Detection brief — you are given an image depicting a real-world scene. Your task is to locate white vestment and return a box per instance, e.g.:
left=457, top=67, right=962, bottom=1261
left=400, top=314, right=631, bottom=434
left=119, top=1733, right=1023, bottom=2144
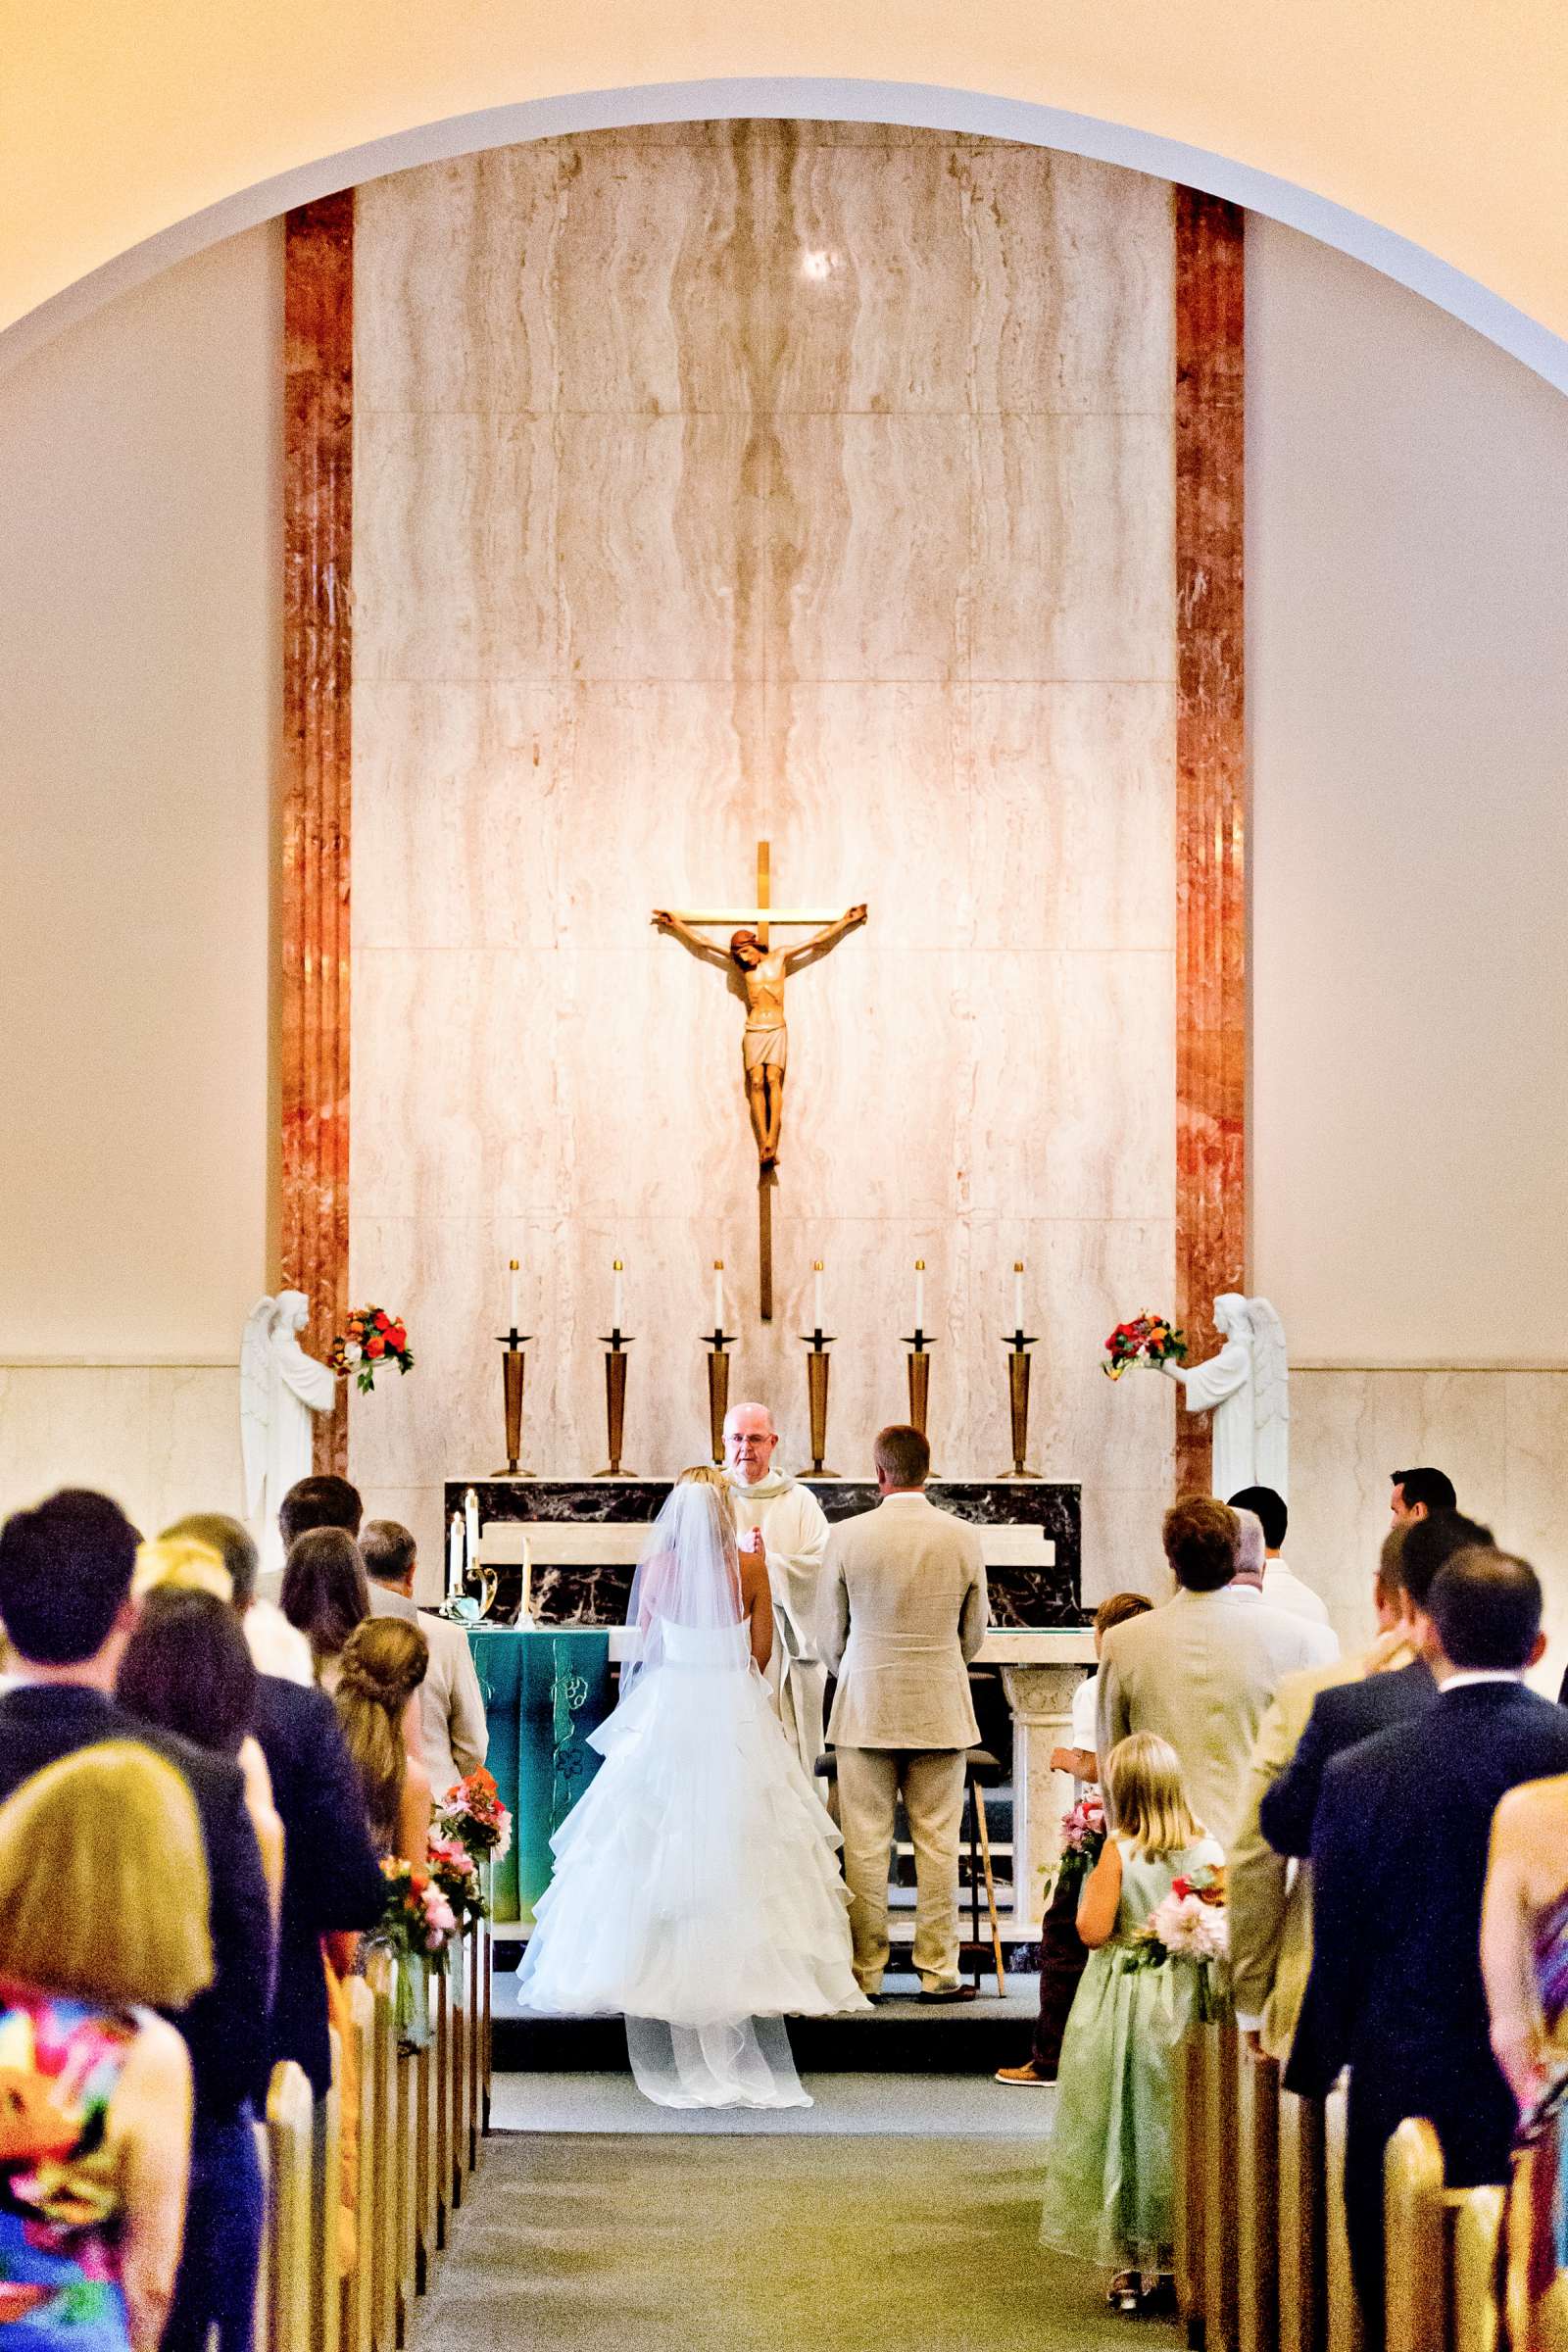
left=724, top=1466, right=830, bottom=1776
left=240, top=1292, right=337, bottom=1579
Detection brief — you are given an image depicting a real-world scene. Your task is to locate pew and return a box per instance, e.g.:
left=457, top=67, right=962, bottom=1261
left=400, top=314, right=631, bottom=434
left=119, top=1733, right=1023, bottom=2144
left=258, top=1918, right=491, bottom=2352
left=1174, top=2023, right=1515, bottom=2352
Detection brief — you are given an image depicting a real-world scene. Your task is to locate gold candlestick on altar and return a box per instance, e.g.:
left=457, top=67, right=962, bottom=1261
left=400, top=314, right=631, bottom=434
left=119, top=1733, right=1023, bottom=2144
left=596, top=1335, right=635, bottom=1478
left=801, top=1335, right=838, bottom=1478
left=901, top=1334, right=935, bottom=1474
left=704, top=1337, right=734, bottom=1463
left=492, top=1332, right=536, bottom=1477
left=998, top=1334, right=1042, bottom=1480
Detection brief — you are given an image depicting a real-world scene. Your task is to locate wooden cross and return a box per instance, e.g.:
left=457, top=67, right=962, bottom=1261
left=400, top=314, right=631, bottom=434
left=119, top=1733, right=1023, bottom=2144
left=668, top=840, right=847, bottom=948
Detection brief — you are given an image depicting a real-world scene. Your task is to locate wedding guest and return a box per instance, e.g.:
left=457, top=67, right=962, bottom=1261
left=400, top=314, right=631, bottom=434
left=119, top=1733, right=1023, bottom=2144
left=118, top=1577, right=285, bottom=1921
left=0, top=1742, right=213, bottom=2352
left=334, top=1617, right=432, bottom=1865
left=362, top=1520, right=488, bottom=1799
left=149, top=1507, right=386, bottom=2089
left=164, top=1511, right=312, bottom=1686
left=1040, top=1733, right=1224, bottom=2314
left=281, top=1526, right=369, bottom=1690
left=278, top=1474, right=363, bottom=1549
left=1230, top=1524, right=1416, bottom=2063
left=1096, top=1498, right=1324, bottom=1853
left=1288, top=1547, right=1568, bottom=2349
left=1389, top=1464, right=1456, bottom=1524
left=1481, top=1769, right=1568, bottom=2116
left=0, top=1491, right=271, bottom=2352
left=1259, top=1508, right=1493, bottom=1861
left=823, top=1425, right=988, bottom=2001
left=1229, top=1508, right=1339, bottom=1663
left=996, top=1592, right=1152, bottom=2087
left=1227, top=1485, right=1333, bottom=1630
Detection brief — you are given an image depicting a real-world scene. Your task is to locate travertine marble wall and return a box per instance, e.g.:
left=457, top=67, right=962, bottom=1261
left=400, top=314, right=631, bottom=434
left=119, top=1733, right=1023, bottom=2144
left=348, top=122, right=1180, bottom=1589
left=0, top=1365, right=243, bottom=1540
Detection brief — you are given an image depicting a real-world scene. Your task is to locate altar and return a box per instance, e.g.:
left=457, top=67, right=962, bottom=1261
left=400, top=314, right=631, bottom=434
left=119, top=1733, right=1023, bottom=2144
left=454, top=1478, right=1095, bottom=1948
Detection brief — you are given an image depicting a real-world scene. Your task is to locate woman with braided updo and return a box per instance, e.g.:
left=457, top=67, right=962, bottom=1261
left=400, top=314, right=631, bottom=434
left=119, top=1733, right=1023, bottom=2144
left=333, top=1618, right=431, bottom=1866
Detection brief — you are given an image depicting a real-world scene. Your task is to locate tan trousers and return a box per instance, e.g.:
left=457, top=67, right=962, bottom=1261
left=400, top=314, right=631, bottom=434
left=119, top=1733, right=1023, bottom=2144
left=835, top=1746, right=967, bottom=1994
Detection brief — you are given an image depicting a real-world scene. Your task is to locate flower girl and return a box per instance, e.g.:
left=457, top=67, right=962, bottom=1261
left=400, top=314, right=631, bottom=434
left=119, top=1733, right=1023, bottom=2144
left=1040, top=1732, right=1227, bottom=2311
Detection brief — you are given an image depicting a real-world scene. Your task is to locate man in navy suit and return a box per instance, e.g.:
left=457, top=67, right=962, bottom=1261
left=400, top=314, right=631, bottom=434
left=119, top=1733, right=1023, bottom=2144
left=1286, top=1547, right=1568, bottom=2348
left=1259, top=1510, right=1492, bottom=1861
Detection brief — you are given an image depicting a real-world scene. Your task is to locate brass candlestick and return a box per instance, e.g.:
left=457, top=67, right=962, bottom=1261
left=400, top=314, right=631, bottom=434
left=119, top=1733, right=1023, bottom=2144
left=704, top=1331, right=735, bottom=1464
left=492, top=1333, right=536, bottom=1476
left=998, top=1332, right=1042, bottom=1479
left=801, top=1331, right=838, bottom=1477
left=902, top=1329, right=935, bottom=1472
left=596, top=1334, right=635, bottom=1477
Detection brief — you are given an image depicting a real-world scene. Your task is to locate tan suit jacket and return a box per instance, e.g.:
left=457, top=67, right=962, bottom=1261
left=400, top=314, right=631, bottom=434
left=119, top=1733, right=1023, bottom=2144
left=1229, top=1629, right=1413, bottom=2061
left=368, top=1584, right=489, bottom=1800
left=1096, top=1586, right=1328, bottom=1854
left=822, top=1493, right=988, bottom=1751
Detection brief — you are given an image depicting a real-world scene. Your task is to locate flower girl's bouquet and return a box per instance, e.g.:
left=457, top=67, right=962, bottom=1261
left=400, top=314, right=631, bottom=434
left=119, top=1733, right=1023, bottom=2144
left=1054, top=1788, right=1107, bottom=1903
left=1125, top=1862, right=1230, bottom=2018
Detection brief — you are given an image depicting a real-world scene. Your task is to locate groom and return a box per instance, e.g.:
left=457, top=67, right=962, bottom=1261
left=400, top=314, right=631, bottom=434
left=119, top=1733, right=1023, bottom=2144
left=823, top=1425, right=989, bottom=1999
left=722, top=1400, right=831, bottom=1777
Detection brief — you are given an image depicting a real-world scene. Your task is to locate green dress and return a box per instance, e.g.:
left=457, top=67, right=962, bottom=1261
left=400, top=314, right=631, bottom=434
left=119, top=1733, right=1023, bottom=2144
left=1039, top=1833, right=1226, bottom=2273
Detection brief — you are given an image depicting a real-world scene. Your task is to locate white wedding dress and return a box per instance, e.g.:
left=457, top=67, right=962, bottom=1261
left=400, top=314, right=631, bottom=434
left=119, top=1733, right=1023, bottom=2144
left=514, top=1483, right=868, bottom=2107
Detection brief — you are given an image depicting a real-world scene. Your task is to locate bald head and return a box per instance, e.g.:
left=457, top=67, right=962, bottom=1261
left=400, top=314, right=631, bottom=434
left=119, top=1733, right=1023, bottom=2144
left=723, top=1400, right=778, bottom=1485
left=1233, top=1508, right=1267, bottom=1587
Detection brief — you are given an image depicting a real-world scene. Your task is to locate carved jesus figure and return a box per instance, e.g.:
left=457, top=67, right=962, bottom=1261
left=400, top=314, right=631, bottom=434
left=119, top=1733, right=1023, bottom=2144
left=651, top=904, right=867, bottom=1170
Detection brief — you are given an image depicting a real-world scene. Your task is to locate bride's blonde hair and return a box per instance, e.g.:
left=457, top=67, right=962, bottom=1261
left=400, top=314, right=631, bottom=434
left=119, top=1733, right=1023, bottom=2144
left=677, top=1463, right=737, bottom=1536
left=1105, top=1733, right=1203, bottom=1855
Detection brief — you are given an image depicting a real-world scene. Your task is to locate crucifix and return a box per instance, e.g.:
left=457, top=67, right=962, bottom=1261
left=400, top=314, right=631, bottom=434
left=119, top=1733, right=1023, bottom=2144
left=653, top=841, right=867, bottom=1319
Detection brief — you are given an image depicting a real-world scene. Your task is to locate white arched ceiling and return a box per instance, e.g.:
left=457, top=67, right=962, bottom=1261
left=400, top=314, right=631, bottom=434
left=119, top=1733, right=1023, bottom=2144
left=5, top=78, right=1568, bottom=395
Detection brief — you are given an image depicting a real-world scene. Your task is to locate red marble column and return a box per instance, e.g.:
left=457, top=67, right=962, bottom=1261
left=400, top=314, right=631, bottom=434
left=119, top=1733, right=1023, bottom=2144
left=282, top=193, right=353, bottom=1476
left=1174, top=190, right=1247, bottom=1497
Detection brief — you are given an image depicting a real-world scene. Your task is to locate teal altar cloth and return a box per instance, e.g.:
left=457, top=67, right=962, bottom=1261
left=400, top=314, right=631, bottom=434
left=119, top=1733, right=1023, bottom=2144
left=466, top=1627, right=613, bottom=1925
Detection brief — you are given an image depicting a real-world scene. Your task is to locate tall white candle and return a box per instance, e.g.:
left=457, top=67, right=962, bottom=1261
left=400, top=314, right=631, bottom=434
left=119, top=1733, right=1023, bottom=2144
left=1012, top=1261, right=1025, bottom=1334
left=612, top=1259, right=624, bottom=1331
left=448, top=1512, right=463, bottom=1600
left=914, top=1259, right=926, bottom=1331
left=509, top=1257, right=520, bottom=1330
left=520, top=1536, right=533, bottom=1628
left=712, top=1259, right=724, bottom=1333
left=813, top=1260, right=825, bottom=1332
left=464, top=1487, right=479, bottom=1576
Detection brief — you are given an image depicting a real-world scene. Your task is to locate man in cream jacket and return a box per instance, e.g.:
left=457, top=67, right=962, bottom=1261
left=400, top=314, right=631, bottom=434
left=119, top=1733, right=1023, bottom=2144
left=822, top=1425, right=988, bottom=2000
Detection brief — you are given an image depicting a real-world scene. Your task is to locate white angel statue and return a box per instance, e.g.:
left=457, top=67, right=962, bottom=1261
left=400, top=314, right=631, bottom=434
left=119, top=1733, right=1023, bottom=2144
left=1161, top=1293, right=1290, bottom=1500
left=240, top=1291, right=337, bottom=1577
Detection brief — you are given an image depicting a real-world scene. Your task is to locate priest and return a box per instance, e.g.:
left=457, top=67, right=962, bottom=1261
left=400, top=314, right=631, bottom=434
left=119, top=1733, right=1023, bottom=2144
left=722, top=1400, right=830, bottom=1776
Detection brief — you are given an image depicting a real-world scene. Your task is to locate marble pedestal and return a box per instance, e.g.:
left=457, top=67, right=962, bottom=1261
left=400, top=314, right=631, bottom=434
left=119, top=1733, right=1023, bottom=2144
left=1000, top=1656, right=1097, bottom=1929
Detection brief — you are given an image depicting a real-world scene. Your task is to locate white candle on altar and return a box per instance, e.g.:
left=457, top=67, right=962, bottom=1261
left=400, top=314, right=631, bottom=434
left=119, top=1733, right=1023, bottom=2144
left=1012, top=1261, right=1025, bottom=1334
left=508, top=1257, right=520, bottom=1331
left=712, top=1259, right=724, bottom=1332
left=812, top=1260, right=825, bottom=1332
left=447, top=1512, right=463, bottom=1600
left=612, top=1259, right=624, bottom=1331
left=914, top=1259, right=926, bottom=1331
left=464, top=1488, right=479, bottom=1577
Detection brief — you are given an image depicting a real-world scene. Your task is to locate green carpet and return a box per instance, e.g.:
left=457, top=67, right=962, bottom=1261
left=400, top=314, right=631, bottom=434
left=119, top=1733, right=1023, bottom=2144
left=420, top=2132, right=1183, bottom=2352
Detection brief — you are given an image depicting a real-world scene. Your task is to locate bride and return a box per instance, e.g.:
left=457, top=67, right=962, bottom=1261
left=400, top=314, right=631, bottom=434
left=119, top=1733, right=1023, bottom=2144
left=514, top=1463, right=868, bottom=2106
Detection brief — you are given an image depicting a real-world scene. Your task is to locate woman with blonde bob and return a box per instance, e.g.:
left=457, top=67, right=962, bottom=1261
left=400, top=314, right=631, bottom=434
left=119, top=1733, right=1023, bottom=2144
left=333, top=1616, right=432, bottom=1865
left=0, top=1742, right=212, bottom=2352
left=1041, top=1732, right=1225, bottom=2313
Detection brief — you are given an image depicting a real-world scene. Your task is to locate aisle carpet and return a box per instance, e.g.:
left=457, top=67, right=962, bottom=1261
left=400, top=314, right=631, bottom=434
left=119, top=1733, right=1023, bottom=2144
left=420, top=2132, right=1182, bottom=2352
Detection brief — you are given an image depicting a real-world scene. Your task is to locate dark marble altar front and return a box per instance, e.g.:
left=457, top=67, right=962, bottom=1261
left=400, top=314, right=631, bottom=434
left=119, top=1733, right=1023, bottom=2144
left=446, top=1479, right=1083, bottom=1628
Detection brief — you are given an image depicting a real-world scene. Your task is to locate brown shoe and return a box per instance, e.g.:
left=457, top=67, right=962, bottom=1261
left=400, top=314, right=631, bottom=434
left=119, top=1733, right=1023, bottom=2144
left=918, top=1984, right=979, bottom=2004
left=994, top=2062, right=1054, bottom=2086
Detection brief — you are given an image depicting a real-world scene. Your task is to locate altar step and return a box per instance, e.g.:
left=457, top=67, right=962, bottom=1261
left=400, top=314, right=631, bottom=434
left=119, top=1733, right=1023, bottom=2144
left=490, top=1960, right=1037, bottom=2075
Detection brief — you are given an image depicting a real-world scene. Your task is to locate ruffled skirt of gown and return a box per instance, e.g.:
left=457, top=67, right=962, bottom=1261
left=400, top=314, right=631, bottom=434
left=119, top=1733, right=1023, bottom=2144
left=513, top=1621, right=868, bottom=2107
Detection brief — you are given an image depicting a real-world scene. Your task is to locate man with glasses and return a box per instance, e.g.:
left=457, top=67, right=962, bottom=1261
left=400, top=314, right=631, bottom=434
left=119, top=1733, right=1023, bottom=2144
left=722, top=1400, right=831, bottom=1777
